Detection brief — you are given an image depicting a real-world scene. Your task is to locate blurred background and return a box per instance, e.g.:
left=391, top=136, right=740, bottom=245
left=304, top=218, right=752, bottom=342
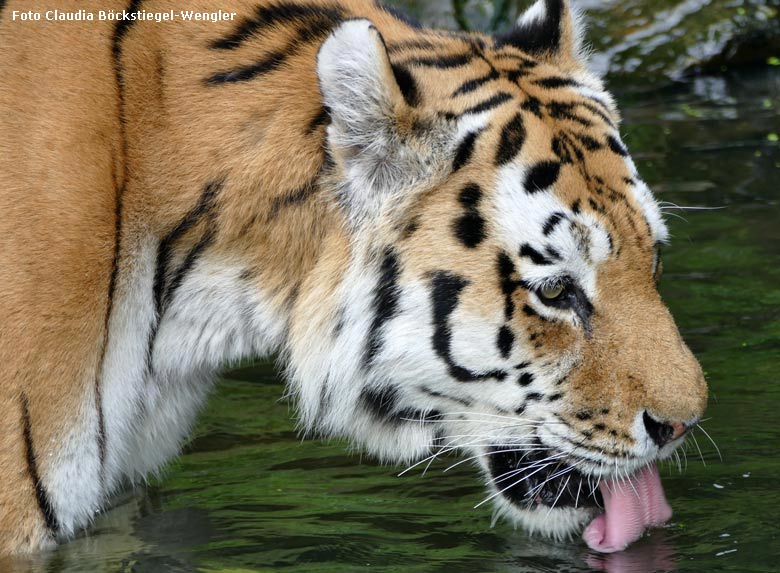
left=391, top=0, right=780, bottom=88
left=6, top=2, right=778, bottom=572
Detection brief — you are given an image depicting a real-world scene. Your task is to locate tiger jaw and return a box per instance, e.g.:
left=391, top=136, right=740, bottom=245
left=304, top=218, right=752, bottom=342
left=483, top=445, right=603, bottom=540
left=476, top=440, right=671, bottom=544
left=484, top=445, right=605, bottom=510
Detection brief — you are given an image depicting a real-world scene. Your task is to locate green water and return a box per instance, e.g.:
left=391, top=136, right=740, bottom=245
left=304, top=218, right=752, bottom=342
left=7, top=16, right=780, bottom=573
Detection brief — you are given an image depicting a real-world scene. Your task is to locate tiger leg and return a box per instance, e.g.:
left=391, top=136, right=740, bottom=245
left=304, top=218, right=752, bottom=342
left=0, top=2, right=124, bottom=552
left=0, top=393, right=55, bottom=553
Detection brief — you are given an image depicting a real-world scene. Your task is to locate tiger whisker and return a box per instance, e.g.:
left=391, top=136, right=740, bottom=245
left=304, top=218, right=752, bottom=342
left=487, top=455, right=566, bottom=487
left=398, top=445, right=462, bottom=476
left=545, top=474, right=572, bottom=516
left=489, top=453, right=568, bottom=484
left=689, top=431, right=707, bottom=467
left=662, top=211, right=689, bottom=223
left=624, top=465, right=640, bottom=499
left=658, top=202, right=725, bottom=212
left=695, top=423, right=723, bottom=462
left=475, top=462, right=557, bottom=508
left=527, top=459, right=582, bottom=502
left=428, top=411, right=543, bottom=422
left=399, top=437, right=543, bottom=477
left=446, top=448, right=563, bottom=474
left=574, top=477, right=582, bottom=508
left=672, top=450, right=682, bottom=474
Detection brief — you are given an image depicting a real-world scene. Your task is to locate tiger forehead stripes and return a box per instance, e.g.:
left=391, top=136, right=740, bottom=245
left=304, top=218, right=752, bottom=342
left=0, top=0, right=707, bottom=555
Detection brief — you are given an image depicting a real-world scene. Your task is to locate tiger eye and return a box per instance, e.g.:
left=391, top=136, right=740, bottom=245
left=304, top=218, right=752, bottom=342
left=540, top=284, right=564, bottom=300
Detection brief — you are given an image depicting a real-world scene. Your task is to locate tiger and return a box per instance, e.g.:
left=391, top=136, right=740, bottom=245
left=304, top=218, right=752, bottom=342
left=0, top=0, right=708, bottom=555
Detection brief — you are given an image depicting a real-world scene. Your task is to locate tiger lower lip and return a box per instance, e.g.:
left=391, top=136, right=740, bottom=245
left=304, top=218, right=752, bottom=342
left=487, top=445, right=604, bottom=509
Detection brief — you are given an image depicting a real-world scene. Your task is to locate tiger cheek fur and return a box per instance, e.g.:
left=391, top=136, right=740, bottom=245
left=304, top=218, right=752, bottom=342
left=0, top=0, right=707, bottom=553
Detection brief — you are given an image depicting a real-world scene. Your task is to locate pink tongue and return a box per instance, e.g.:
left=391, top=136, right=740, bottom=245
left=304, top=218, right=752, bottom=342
left=583, top=464, right=672, bottom=553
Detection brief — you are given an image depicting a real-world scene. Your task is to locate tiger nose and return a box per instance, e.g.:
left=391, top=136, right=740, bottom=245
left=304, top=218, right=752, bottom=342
left=643, top=411, right=689, bottom=448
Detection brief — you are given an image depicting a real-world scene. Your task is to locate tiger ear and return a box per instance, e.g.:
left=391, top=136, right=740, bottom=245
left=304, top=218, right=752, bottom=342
left=317, top=19, right=427, bottom=228
left=498, top=0, right=586, bottom=70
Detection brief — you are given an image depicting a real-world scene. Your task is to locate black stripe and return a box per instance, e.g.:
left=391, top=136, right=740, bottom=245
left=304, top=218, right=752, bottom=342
left=94, top=0, right=144, bottom=478
left=451, top=70, right=500, bottom=97
left=491, top=52, right=538, bottom=67
left=360, top=386, right=439, bottom=425
left=430, top=272, right=507, bottom=382
left=518, top=372, right=534, bottom=386
left=306, top=107, right=330, bottom=134
left=546, top=102, right=593, bottom=127
left=462, top=91, right=512, bottom=115
left=162, top=225, right=216, bottom=312
left=607, top=135, right=629, bottom=156
left=559, top=132, right=586, bottom=163
left=21, top=395, right=59, bottom=533
left=495, top=112, right=526, bottom=166
left=497, top=326, right=514, bottom=359
left=207, top=49, right=288, bottom=84
left=402, top=52, right=473, bottom=69
left=268, top=180, right=318, bottom=220
left=210, top=3, right=343, bottom=50
left=551, top=134, right=569, bottom=162
left=387, top=39, right=441, bottom=53
left=506, top=69, right=532, bottom=83
left=521, top=96, right=543, bottom=119
left=364, top=248, right=402, bottom=367
left=452, top=130, right=481, bottom=172
left=589, top=198, right=605, bottom=213
left=524, top=160, right=561, bottom=193
left=534, top=76, right=580, bottom=89
left=360, top=385, right=400, bottom=422
left=146, top=178, right=224, bottom=371
left=453, top=183, right=486, bottom=248
left=574, top=133, right=603, bottom=151
left=542, top=212, right=566, bottom=236
left=580, top=101, right=617, bottom=129
left=391, top=63, right=420, bottom=107
left=94, top=381, right=106, bottom=490
left=519, top=244, right=554, bottom=266
left=545, top=246, right=563, bottom=261
left=152, top=179, right=223, bottom=322
left=207, top=17, right=337, bottom=84
left=497, top=252, right=521, bottom=319
left=112, top=0, right=143, bottom=64
left=401, top=216, right=420, bottom=239
left=419, top=386, right=473, bottom=408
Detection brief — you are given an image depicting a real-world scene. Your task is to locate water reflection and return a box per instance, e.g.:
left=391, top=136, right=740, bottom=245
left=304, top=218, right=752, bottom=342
left=585, top=532, right=677, bottom=573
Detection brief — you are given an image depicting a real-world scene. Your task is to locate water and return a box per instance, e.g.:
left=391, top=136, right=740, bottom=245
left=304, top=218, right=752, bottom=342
left=6, top=25, right=780, bottom=573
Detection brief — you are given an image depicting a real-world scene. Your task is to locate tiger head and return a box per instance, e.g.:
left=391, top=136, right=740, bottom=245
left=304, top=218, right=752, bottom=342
left=287, top=0, right=707, bottom=543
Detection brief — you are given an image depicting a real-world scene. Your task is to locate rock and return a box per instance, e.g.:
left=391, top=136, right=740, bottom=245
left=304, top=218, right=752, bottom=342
left=384, top=0, right=780, bottom=88
left=581, top=0, right=780, bottom=87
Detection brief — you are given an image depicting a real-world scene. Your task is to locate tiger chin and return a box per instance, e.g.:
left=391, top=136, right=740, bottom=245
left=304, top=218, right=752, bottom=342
left=0, top=0, right=707, bottom=556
